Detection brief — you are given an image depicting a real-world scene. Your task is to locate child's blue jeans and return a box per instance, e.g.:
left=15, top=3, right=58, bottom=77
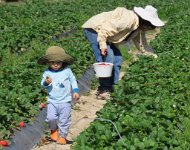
left=84, top=28, right=122, bottom=91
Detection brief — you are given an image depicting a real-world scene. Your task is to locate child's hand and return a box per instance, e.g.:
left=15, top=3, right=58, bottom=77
left=73, top=93, right=80, bottom=101
left=45, top=76, right=52, bottom=85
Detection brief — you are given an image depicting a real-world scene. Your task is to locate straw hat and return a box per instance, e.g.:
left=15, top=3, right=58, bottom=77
left=37, top=46, right=74, bottom=65
left=134, top=5, right=165, bottom=27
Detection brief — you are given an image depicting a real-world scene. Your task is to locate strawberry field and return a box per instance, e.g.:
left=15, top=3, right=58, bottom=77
left=0, top=0, right=190, bottom=149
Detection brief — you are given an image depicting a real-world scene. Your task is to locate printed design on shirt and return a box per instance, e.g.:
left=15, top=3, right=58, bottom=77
left=52, top=77, right=69, bottom=92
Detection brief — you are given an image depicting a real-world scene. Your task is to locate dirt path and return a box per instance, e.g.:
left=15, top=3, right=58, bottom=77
left=32, top=72, right=125, bottom=150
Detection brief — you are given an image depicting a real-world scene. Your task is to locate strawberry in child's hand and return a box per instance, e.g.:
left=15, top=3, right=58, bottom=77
left=19, top=121, right=25, bottom=127
left=0, top=140, right=9, bottom=147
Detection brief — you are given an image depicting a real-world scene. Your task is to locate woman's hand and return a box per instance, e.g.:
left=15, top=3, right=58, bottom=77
left=101, top=49, right=107, bottom=56
left=73, top=93, right=80, bottom=101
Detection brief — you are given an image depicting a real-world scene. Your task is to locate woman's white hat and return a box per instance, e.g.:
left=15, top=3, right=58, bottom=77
left=134, top=5, right=165, bottom=27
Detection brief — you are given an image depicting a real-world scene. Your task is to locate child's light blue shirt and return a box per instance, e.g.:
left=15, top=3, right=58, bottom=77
left=41, top=67, right=79, bottom=104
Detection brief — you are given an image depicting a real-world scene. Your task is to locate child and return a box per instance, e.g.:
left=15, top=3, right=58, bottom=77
left=37, top=46, right=80, bottom=144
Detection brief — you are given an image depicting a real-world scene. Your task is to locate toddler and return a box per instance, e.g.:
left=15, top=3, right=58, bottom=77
left=38, top=46, right=80, bottom=144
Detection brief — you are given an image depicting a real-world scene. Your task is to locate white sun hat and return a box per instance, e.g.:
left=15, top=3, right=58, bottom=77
left=134, top=5, right=165, bottom=27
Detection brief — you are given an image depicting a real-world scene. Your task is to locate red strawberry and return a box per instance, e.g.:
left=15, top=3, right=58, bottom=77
left=41, top=103, right=45, bottom=109
left=19, top=121, right=25, bottom=127
left=39, top=103, right=45, bottom=110
left=0, top=140, right=8, bottom=147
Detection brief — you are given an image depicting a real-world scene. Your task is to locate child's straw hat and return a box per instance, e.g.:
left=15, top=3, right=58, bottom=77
left=37, top=46, right=74, bottom=65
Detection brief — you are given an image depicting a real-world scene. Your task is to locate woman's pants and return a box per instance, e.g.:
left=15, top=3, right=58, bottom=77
left=84, top=28, right=122, bottom=91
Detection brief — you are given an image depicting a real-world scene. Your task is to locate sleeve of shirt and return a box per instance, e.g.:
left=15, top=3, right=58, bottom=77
left=97, top=21, right=122, bottom=50
left=132, top=31, right=155, bottom=53
left=68, top=68, right=79, bottom=93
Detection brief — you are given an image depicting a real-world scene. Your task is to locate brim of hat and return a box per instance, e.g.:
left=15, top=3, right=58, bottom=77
left=134, top=7, right=165, bottom=27
left=37, top=54, right=74, bottom=65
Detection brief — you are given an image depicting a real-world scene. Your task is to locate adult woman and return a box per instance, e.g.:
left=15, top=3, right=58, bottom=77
left=82, top=5, right=165, bottom=99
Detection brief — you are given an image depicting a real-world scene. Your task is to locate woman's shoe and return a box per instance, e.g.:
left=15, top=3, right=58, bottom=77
left=96, top=90, right=110, bottom=100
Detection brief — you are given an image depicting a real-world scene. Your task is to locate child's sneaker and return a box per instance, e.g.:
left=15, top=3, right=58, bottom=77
left=50, top=130, right=58, bottom=141
left=57, top=137, right=67, bottom=145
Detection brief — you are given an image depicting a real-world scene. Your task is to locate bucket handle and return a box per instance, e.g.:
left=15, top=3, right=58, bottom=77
left=102, top=56, right=106, bottom=62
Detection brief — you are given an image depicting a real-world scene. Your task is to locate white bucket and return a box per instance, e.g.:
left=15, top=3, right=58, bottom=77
left=93, top=62, right=114, bottom=77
